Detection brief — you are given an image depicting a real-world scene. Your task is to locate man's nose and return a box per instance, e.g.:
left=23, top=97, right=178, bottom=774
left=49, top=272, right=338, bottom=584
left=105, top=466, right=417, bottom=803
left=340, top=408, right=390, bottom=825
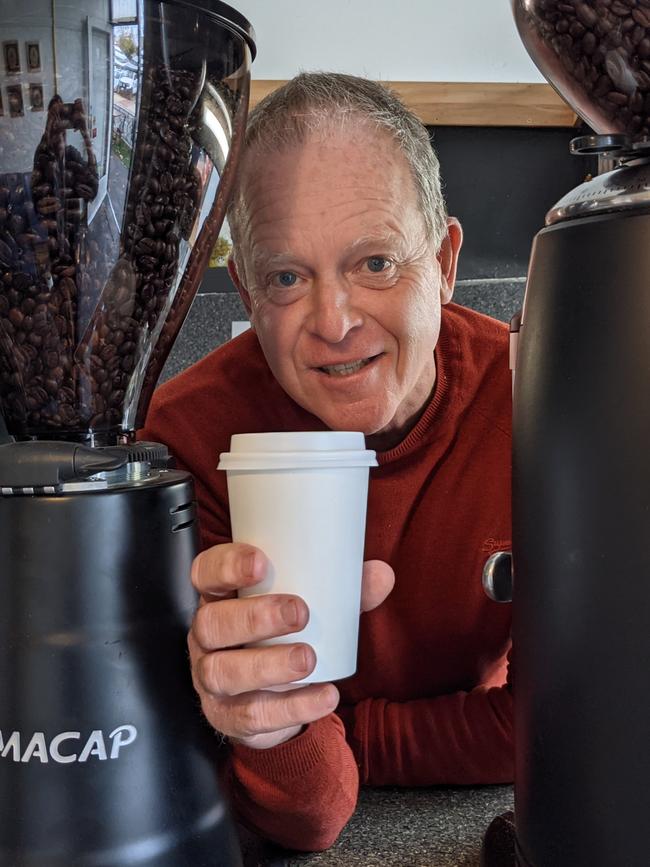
left=306, top=276, right=363, bottom=344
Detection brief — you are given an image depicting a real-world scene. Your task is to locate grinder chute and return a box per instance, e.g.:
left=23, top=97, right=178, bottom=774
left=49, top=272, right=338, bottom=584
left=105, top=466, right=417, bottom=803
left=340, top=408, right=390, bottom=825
left=0, top=2, right=254, bottom=864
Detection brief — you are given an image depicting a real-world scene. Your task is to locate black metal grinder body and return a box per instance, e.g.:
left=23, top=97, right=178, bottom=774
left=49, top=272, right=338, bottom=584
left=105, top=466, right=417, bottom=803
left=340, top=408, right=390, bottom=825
left=0, top=448, right=241, bottom=866
left=512, top=154, right=650, bottom=866
left=0, top=0, right=255, bottom=862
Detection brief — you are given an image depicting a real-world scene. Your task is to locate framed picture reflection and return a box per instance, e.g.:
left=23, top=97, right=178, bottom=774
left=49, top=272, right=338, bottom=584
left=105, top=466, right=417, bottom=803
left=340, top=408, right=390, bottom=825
left=29, top=83, right=43, bottom=111
left=6, top=85, right=24, bottom=118
left=3, top=41, right=20, bottom=75
left=26, top=42, right=41, bottom=73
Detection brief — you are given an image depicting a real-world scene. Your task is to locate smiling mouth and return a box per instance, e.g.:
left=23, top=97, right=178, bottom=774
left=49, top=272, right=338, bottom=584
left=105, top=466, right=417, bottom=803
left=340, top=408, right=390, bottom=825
left=317, top=354, right=382, bottom=377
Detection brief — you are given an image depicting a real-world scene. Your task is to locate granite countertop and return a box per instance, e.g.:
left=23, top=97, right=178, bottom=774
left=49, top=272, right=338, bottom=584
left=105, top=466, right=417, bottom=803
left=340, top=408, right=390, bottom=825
left=241, top=784, right=514, bottom=867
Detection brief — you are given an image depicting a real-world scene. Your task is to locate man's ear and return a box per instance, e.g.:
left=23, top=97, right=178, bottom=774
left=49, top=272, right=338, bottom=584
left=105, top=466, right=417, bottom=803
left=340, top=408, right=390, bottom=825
left=436, top=216, right=463, bottom=305
left=227, top=257, right=252, bottom=318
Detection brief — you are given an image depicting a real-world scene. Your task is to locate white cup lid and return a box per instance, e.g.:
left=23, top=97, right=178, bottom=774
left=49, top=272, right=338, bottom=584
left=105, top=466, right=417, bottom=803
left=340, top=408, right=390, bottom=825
left=218, top=431, right=378, bottom=471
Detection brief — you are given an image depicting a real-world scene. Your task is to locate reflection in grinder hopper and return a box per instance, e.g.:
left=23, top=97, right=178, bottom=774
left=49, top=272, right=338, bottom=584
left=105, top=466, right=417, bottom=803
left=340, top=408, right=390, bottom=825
left=0, top=69, right=205, bottom=440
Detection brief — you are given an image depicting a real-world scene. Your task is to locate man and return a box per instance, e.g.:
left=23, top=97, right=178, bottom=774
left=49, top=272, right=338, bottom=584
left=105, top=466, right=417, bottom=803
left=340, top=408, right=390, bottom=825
left=142, top=72, right=512, bottom=851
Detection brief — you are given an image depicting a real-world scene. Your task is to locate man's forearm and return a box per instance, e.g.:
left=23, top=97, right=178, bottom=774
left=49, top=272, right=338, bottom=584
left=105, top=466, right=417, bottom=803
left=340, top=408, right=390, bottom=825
left=338, top=682, right=513, bottom=788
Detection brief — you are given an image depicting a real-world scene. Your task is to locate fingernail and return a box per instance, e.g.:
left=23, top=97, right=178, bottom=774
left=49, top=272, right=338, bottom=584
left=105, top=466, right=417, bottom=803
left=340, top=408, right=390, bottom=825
left=317, top=684, right=338, bottom=708
left=281, top=598, right=300, bottom=627
left=289, top=645, right=310, bottom=674
left=245, top=551, right=265, bottom=581
left=190, top=553, right=201, bottom=585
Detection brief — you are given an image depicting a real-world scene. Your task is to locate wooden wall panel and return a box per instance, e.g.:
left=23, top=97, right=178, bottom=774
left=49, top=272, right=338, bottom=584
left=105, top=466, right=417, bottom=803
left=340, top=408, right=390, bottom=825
left=249, top=80, right=578, bottom=128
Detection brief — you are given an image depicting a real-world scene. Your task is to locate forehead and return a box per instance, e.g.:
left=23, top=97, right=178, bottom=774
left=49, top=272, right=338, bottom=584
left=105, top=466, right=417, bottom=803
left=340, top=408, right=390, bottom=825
left=237, top=126, right=421, bottom=238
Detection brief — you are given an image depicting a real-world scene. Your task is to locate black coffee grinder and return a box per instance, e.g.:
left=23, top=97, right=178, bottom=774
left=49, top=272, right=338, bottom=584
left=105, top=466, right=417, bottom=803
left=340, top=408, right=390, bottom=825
left=0, top=2, right=255, bottom=864
left=484, top=2, right=650, bottom=865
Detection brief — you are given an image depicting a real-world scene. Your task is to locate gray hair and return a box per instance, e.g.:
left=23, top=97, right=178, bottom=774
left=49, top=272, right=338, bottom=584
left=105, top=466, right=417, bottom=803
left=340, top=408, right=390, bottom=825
left=226, top=72, right=448, bottom=272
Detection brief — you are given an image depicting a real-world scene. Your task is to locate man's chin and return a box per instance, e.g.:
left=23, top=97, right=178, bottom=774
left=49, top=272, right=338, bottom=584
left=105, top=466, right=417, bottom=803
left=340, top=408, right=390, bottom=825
left=313, top=409, right=394, bottom=438
left=289, top=387, right=395, bottom=437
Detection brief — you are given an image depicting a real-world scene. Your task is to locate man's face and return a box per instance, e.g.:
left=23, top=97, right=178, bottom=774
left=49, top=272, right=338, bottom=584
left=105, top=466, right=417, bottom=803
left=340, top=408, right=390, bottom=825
left=231, top=127, right=461, bottom=449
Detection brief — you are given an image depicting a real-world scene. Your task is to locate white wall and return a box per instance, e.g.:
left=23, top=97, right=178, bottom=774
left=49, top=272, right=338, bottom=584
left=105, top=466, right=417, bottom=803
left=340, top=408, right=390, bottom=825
left=235, top=0, right=543, bottom=84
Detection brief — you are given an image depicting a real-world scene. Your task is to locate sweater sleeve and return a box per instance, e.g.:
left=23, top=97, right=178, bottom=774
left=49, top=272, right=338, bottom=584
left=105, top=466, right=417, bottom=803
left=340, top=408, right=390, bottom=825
left=227, top=712, right=359, bottom=851
left=338, top=651, right=513, bottom=787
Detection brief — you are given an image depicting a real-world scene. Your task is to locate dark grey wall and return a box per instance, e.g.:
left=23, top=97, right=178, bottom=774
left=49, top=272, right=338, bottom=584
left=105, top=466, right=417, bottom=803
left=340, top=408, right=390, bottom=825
left=161, top=124, right=596, bottom=383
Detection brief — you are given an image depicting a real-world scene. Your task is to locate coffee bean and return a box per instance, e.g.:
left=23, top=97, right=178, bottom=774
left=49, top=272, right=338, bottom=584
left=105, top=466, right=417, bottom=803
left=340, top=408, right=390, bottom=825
left=45, top=350, right=60, bottom=369
left=576, top=2, right=598, bottom=27
left=135, top=237, right=158, bottom=257
left=58, top=405, right=78, bottom=426
left=632, top=5, right=650, bottom=25
left=99, top=343, right=117, bottom=362
left=611, top=0, right=631, bottom=14
left=137, top=255, right=158, bottom=272
left=8, top=309, right=23, bottom=329
left=583, top=31, right=598, bottom=53
left=73, top=183, right=95, bottom=199
left=607, top=90, right=630, bottom=104
left=36, top=196, right=61, bottom=215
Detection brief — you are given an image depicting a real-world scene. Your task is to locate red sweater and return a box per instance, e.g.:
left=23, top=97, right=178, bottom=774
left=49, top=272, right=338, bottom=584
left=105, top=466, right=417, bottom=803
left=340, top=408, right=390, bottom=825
left=142, top=302, right=513, bottom=851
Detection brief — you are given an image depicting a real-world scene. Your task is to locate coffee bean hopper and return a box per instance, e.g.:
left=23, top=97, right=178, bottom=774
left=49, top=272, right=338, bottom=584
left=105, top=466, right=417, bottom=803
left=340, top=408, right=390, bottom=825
left=482, top=2, right=650, bottom=865
left=0, top=2, right=254, bottom=864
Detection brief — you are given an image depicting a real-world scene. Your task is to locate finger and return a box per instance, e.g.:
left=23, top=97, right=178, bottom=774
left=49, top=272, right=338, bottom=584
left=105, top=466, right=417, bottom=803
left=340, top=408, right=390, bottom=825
left=196, top=643, right=317, bottom=696
left=192, top=594, right=309, bottom=650
left=217, top=683, right=340, bottom=740
left=360, top=559, right=395, bottom=612
left=191, top=543, right=268, bottom=596
left=188, top=627, right=202, bottom=667
left=188, top=628, right=206, bottom=695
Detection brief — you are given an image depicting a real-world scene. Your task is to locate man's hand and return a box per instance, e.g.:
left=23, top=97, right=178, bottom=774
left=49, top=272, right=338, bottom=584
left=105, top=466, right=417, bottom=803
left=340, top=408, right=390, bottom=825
left=188, top=543, right=395, bottom=750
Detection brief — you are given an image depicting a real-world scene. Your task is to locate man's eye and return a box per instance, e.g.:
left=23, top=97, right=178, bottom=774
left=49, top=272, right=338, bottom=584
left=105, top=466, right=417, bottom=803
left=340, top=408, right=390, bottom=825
left=272, top=271, right=298, bottom=287
left=366, top=256, right=391, bottom=273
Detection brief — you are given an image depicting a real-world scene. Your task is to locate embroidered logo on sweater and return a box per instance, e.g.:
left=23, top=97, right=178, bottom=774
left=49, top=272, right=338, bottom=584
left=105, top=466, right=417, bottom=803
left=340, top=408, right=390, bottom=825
left=481, top=538, right=512, bottom=556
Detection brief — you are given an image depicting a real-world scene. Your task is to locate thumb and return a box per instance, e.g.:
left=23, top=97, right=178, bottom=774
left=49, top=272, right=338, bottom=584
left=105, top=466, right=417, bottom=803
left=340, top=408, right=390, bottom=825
left=360, top=560, right=395, bottom=612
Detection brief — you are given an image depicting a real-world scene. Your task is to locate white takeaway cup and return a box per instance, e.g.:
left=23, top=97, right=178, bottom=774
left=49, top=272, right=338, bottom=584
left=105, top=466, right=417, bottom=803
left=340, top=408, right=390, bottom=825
left=217, top=431, right=378, bottom=684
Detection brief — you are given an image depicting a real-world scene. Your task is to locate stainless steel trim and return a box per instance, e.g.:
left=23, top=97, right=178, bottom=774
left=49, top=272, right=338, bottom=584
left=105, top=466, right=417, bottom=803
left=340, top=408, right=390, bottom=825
left=547, top=161, right=650, bottom=225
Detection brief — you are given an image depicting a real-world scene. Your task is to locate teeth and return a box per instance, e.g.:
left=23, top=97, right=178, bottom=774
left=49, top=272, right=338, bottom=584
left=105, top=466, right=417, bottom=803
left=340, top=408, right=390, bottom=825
left=320, top=358, right=370, bottom=376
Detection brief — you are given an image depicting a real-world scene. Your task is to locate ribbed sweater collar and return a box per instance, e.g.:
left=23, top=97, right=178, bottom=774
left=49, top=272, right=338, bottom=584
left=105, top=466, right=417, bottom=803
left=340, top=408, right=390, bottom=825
left=376, top=309, right=460, bottom=466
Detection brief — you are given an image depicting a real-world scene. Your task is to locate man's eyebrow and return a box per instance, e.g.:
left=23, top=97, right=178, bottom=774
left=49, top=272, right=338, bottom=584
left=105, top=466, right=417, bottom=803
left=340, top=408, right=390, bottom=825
left=345, top=233, right=408, bottom=255
left=250, top=249, right=296, bottom=271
